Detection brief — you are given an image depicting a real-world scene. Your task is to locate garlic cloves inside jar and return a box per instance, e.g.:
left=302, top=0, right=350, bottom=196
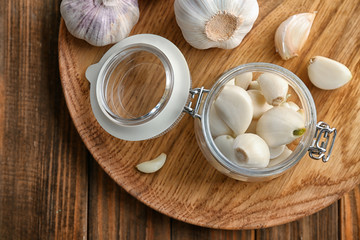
left=275, top=12, right=316, bottom=60
left=307, top=56, right=352, bottom=90
left=235, top=72, right=253, bottom=89
left=214, top=135, right=238, bottom=163
left=174, top=0, right=259, bottom=49
left=257, top=73, right=288, bottom=106
left=60, top=0, right=140, bottom=46
left=209, top=104, right=233, bottom=138
left=247, top=90, right=273, bottom=119
left=268, top=147, right=292, bottom=167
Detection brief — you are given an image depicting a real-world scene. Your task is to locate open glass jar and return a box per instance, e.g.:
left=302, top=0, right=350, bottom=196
left=86, top=34, right=336, bottom=182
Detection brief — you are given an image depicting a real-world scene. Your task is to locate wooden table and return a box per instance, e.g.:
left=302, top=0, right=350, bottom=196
left=1, top=0, right=359, bottom=239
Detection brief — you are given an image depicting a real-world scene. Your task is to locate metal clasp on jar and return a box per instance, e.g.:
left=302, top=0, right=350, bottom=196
left=308, top=121, right=337, bottom=162
left=184, top=87, right=210, bottom=119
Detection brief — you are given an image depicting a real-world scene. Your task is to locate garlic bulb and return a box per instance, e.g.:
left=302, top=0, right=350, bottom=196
left=136, top=153, right=167, bottom=173
left=256, top=106, right=306, bottom=147
left=308, top=56, right=352, bottom=90
left=209, top=104, right=233, bottom=138
left=247, top=90, right=272, bottom=119
left=257, top=73, right=288, bottom=106
left=214, top=85, right=253, bottom=135
left=214, top=135, right=238, bottom=163
left=60, top=0, right=139, bottom=46
left=268, top=147, right=292, bottom=167
left=275, top=12, right=316, bottom=60
left=174, top=0, right=259, bottom=49
left=233, top=133, right=270, bottom=168
left=235, top=72, right=253, bottom=89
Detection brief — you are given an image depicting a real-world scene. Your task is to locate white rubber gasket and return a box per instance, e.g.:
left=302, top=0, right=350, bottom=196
left=85, top=34, right=191, bottom=141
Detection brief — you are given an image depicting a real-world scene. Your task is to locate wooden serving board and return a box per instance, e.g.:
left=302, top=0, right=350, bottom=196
left=58, top=0, right=360, bottom=229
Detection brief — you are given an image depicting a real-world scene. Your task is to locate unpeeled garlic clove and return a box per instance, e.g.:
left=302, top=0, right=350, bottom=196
left=214, top=85, right=253, bottom=135
left=269, top=145, right=285, bottom=159
left=233, top=133, right=270, bottom=168
left=209, top=104, right=233, bottom=138
left=136, top=153, right=167, bottom=173
left=307, top=56, right=352, bottom=90
left=235, top=72, right=253, bottom=89
left=268, top=147, right=292, bottom=167
left=248, top=80, right=260, bottom=91
left=214, top=135, right=238, bottom=163
left=257, top=73, right=288, bottom=106
left=275, top=12, right=316, bottom=60
left=247, top=90, right=273, bottom=119
left=256, top=106, right=306, bottom=147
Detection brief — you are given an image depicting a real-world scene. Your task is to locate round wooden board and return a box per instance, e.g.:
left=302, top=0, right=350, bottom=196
left=58, top=0, right=360, bottom=229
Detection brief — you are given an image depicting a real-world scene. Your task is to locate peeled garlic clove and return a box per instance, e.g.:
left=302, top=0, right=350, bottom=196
left=233, top=133, right=270, bottom=168
left=209, top=104, right=233, bottom=138
left=246, top=119, right=258, bottom=134
left=214, top=85, right=253, bottom=135
left=247, top=90, right=273, bottom=119
left=269, top=145, right=285, bottom=159
left=235, top=72, right=253, bottom=89
left=226, top=78, right=235, bottom=86
left=275, top=12, right=316, bottom=60
left=214, top=135, right=238, bottom=163
left=248, top=80, right=260, bottom=91
left=256, top=106, right=306, bottom=147
left=257, top=73, right=288, bottom=106
left=174, top=0, right=259, bottom=49
left=307, top=56, right=352, bottom=90
left=60, top=0, right=140, bottom=46
left=136, top=153, right=167, bottom=173
left=268, top=147, right=292, bottom=167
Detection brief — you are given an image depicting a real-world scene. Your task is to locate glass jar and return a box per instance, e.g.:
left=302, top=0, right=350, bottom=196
left=86, top=34, right=336, bottom=182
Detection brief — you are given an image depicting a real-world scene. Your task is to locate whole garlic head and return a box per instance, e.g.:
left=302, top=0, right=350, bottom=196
left=174, top=0, right=259, bottom=49
left=60, top=0, right=140, bottom=46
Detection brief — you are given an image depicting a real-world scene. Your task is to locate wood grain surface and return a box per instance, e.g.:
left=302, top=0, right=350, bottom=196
left=58, top=0, right=360, bottom=229
left=1, top=0, right=360, bottom=239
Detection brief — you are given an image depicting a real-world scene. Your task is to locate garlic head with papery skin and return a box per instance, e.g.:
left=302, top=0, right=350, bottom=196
left=308, top=56, right=352, bottom=90
left=60, top=0, right=139, bottom=46
left=256, top=106, right=306, bottom=147
left=174, top=0, right=259, bottom=49
left=275, top=12, right=316, bottom=60
left=257, top=73, right=288, bottom=106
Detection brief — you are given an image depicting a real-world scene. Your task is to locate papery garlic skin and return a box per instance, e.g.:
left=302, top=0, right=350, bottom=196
left=247, top=90, right=273, bottom=119
left=174, top=0, right=259, bottom=49
left=233, top=133, right=270, bottom=168
left=214, top=85, right=253, bottom=135
left=268, top=147, right=292, bottom=167
left=60, top=0, right=139, bottom=46
left=257, top=73, right=288, bottom=106
left=275, top=12, right=316, bottom=60
left=308, top=56, right=352, bottom=90
left=209, top=104, right=233, bottom=138
left=256, top=106, right=306, bottom=147
left=136, top=153, right=166, bottom=173
left=235, top=72, right=253, bottom=89
left=214, top=135, right=238, bottom=163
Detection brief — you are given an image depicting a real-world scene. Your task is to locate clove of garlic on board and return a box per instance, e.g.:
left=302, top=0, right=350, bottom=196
left=269, top=145, right=285, bottom=159
left=214, top=135, right=238, bottom=163
left=233, top=133, right=270, bottom=168
left=235, top=72, right=253, bottom=89
left=275, top=12, right=316, bottom=60
left=209, top=104, right=233, bottom=138
left=214, top=85, right=253, bottom=135
left=60, top=0, right=140, bottom=46
left=247, top=90, right=273, bottom=119
left=307, top=56, right=352, bottom=90
left=174, top=0, right=259, bottom=49
left=257, top=73, right=288, bottom=106
left=136, top=153, right=167, bottom=173
left=256, top=106, right=306, bottom=147
left=268, top=146, right=292, bottom=167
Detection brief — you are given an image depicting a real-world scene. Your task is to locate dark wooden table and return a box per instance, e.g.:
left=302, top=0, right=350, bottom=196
left=1, top=1, right=359, bottom=239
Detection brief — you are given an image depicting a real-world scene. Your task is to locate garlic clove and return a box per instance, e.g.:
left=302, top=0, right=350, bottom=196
left=248, top=80, right=260, bottom=91
left=214, top=135, right=238, bottom=163
left=233, top=133, right=270, bottom=168
left=209, top=104, right=233, bottom=138
left=307, top=56, right=352, bottom=90
left=136, top=153, right=167, bottom=173
left=174, top=0, right=259, bottom=49
left=60, top=0, right=140, bottom=47
left=214, top=85, right=253, bottom=135
left=269, top=145, right=285, bottom=159
left=235, top=72, right=253, bottom=89
left=247, top=90, right=273, bottom=119
left=256, top=106, right=306, bottom=147
left=257, top=73, right=288, bottom=106
left=275, top=12, right=316, bottom=60
left=226, top=78, right=235, bottom=86
left=246, top=119, right=258, bottom=134
left=268, top=147, right=292, bottom=167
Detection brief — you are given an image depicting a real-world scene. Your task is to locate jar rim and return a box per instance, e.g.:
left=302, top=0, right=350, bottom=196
left=201, top=62, right=317, bottom=178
